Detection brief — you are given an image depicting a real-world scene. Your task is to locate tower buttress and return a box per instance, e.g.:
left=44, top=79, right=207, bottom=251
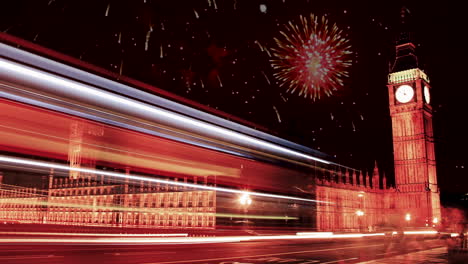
left=365, top=171, right=370, bottom=188
left=382, top=172, right=387, bottom=190
left=358, top=171, right=363, bottom=186
left=372, top=161, right=379, bottom=189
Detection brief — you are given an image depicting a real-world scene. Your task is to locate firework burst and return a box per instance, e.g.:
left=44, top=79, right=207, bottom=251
left=271, top=14, right=352, bottom=100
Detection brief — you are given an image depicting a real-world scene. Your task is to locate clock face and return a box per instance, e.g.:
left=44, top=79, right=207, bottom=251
left=424, top=86, right=431, bottom=104
left=395, top=85, right=414, bottom=103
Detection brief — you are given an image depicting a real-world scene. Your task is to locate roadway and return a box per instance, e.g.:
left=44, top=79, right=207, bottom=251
left=0, top=235, right=447, bottom=264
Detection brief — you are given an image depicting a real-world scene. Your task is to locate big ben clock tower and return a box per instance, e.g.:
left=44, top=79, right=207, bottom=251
left=387, top=8, right=441, bottom=227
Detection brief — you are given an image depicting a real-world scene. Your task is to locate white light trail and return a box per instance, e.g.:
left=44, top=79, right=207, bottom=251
left=403, top=231, right=438, bottom=235
left=0, top=232, right=188, bottom=237
left=0, top=233, right=389, bottom=245
left=0, top=237, right=243, bottom=244
left=0, top=59, right=331, bottom=166
left=0, top=155, right=332, bottom=204
left=296, top=232, right=333, bottom=236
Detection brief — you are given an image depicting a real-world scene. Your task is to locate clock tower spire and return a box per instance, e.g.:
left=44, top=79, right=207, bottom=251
left=387, top=7, right=441, bottom=227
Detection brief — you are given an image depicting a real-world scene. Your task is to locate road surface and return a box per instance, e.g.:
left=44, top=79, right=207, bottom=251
left=0, top=235, right=447, bottom=264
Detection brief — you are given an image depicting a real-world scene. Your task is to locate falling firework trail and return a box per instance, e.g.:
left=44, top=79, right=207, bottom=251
left=193, top=9, right=199, bottom=19
left=270, top=14, right=352, bottom=100
left=261, top=71, right=271, bottom=85
left=217, top=75, right=223, bottom=87
left=255, top=40, right=264, bottom=52
left=273, top=106, right=282, bottom=123
left=145, top=25, right=153, bottom=51
left=280, top=94, right=287, bottom=102
left=160, top=44, right=164, bottom=58
left=105, top=3, right=110, bottom=17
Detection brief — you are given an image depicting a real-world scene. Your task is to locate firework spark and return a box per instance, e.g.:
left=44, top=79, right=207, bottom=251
left=271, top=14, right=352, bottom=100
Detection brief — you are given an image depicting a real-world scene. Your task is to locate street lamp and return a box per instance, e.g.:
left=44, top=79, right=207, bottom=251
left=238, top=193, right=252, bottom=228
left=405, top=213, right=411, bottom=221
left=238, top=193, right=252, bottom=206
left=405, top=213, right=411, bottom=228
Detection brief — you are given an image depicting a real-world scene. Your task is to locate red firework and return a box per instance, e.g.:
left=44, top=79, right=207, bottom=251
left=270, top=14, right=352, bottom=100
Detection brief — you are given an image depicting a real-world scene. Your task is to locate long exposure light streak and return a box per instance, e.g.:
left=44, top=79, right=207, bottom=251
left=0, top=155, right=332, bottom=204
left=0, top=58, right=331, bottom=166
left=0, top=41, right=322, bottom=166
left=403, top=231, right=438, bottom=235
left=0, top=231, right=436, bottom=245
left=0, top=233, right=390, bottom=245
left=0, top=232, right=189, bottom=237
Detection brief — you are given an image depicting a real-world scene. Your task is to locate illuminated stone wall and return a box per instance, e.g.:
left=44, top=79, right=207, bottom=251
left=315, top=165, right=402, bottom=232
left=0, top=178, right=216, bottom=229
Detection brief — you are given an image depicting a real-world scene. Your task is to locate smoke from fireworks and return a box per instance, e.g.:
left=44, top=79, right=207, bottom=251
left=271, top=14, right=352, bottom=100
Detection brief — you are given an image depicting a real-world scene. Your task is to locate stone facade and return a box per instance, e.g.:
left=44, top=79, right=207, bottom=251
left=0, top=172, right=216, bottom=229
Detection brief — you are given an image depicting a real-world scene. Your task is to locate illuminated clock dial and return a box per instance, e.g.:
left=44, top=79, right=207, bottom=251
left=395, top=85, right=414, bottom=103
left=424, top=86, right=431, bottom=104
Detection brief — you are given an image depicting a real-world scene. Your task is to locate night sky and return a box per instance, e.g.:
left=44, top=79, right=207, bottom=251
left=1, top=1, right=467, bottom=203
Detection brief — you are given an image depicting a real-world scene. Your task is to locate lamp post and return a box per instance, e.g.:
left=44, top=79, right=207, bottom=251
left=357, top=192, right=364, bottom=232
left=356, top=210, right=364, bottom=232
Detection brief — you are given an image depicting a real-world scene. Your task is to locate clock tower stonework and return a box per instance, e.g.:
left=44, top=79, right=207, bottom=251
left=387, top=38, right=441, bottom=226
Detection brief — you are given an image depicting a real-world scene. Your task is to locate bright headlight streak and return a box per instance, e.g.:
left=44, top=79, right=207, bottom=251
left=0, top=59, right=330, bottom=165
left=0, top=233, right=389, bottom=245
left=403, top=231, right=438, bottom=235
left=0, top=155, right=332, bottom=204
left=0, top=232, right=189, bottom=237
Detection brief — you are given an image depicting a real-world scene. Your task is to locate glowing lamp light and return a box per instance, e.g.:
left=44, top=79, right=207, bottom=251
left=432, top=217, right=439, bottom=224
left=355, top=210, right=364, bottom=216
left=405, top=213, right=411, bottom=221
left=239, top=193, right=252, bottom=206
